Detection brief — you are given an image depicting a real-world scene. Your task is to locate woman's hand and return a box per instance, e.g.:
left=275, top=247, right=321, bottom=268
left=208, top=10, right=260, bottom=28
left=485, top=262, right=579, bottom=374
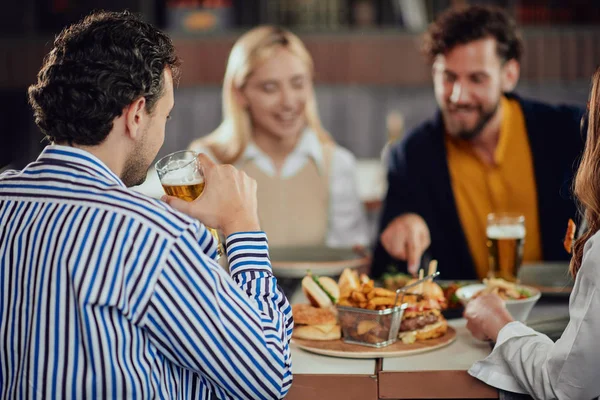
left=464, top=293, right=514, bottom=342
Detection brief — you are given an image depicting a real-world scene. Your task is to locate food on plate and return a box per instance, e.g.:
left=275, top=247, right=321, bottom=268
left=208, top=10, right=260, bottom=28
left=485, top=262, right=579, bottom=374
left=474, top=278, right=531, bottom=300
left=337, top=305, right=394, bottom=345
left=383, top=265, right=464, bottom=311
left=338, top=268, right=361, bottom=297
left=302, top=274, right=340, bottom=308
left=404, top=277, right=447, bottom=310
left=337, top=277, right=401, bottom=344
left=381, top=271, right=412, bottom=291
left=337, top=279, right=398, bottom=311
left=291, top=303, right=341, bottom=340
left=296, top=268, right=451, bottom=346
left=398, top=295, right=448, bottom=344
left=403, top=264, right=446, bottom=310
left=356, top=320, right=380, bottom=335
left=340, top=311, right=393, bottom=344
left=398, top=264, right=447, bottom=344
left=439, top=282, right=469, bottom=309
left=564, top=218, right=576, bottom=254
left=292, top=273, right=342, bottom=340
left=341, top=261, right=449, bottom=345
left=359, top=273, right=371, bottom=284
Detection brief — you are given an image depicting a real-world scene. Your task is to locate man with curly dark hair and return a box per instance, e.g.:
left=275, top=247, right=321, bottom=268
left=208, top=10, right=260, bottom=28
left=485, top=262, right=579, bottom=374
left=372, top=5, right=585, bottom=281
left=0, top=10, right=293, bottom=399
left=28, top=10, right=181, bottom=187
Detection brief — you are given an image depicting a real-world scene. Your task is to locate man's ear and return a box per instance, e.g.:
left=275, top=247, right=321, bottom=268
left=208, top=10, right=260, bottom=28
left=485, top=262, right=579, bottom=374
left=501, top=59, right=520, bottom=93
left=124, top=97, right=147, bottom=140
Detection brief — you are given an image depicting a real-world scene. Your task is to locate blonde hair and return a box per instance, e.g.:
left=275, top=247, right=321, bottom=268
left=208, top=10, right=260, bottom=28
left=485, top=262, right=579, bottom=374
left=571, top=66, right=600, bottom=278
left=191, top=25, right=333, bottom=164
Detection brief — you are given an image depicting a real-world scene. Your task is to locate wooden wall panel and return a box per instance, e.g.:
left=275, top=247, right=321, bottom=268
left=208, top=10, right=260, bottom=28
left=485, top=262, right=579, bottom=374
left=579, top=33, right=596, bottom=80
left=561, top=31, right=578, bottom=81
left=1, top=29, right=599, bottom=89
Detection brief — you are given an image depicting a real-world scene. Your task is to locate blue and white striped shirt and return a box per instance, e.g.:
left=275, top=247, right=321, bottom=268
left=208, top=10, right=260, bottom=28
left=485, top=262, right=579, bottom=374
left=0, top=145, right=293, bottom=399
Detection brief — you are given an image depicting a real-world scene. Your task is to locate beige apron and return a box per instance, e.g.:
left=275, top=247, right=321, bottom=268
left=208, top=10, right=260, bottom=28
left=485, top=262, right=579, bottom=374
left=239, top=144, right=334, bottom=247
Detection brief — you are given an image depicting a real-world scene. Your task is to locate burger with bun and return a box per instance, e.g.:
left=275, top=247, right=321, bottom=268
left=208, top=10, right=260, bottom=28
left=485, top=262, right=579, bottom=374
left=398, top=294, right=447, bottom=344
left=292, top=273, right=342, bottom=341
left=291, top=303, right=341, bottom=340
left=404, top=278, right=447, bottom=309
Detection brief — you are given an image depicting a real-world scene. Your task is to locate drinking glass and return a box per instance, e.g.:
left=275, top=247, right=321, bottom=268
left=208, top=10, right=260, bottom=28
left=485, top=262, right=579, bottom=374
left=486, top=212, right=525, bottom=282
left=155, top=150, right=224, bottom=258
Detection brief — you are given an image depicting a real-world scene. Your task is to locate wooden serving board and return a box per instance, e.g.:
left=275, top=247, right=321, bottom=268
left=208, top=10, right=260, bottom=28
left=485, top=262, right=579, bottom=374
left=292, top=327, right=456, bottom=359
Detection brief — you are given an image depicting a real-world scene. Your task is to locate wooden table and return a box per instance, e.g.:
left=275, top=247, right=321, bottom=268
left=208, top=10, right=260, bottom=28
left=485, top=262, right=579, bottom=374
left=379, top=319, right=498, bottom=399
left=287, top=288, right=380, bottom=399
left=288, top=290, right=500, bottom=399
left=288, top=283, right=571, bottom=399
left=285, top=347, right=378, bottom=400
left=287, top=320, right=498, bottom=400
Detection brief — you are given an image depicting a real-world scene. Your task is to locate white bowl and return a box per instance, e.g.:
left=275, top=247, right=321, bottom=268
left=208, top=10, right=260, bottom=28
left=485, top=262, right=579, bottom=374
left=455, top=283, right=541, bottom=322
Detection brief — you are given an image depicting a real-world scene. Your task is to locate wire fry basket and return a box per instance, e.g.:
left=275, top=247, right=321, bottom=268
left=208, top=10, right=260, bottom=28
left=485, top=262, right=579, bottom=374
left=336, top=271, right=440, bottom=348
left=337, top=304, right=408, bottom=348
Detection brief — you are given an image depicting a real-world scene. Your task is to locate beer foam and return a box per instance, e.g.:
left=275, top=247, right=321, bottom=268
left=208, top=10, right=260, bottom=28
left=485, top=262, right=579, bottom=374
left=160, top=168, right=204, bottom=186
left=487, top=224, right=526, bottom=239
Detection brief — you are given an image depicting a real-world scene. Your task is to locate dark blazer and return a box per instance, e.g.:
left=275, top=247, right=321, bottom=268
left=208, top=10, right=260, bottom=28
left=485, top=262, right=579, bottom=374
left=371, top=94, right=586, bottom=280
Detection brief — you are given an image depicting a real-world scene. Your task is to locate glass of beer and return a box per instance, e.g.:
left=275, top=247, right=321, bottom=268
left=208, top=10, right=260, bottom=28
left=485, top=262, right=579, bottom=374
left=155, top=150, right=224, bottom=258
left=486, top=212, right=525, bottom=282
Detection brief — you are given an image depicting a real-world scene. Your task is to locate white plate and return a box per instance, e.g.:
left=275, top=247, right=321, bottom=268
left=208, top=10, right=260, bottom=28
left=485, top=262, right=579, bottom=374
left=270, top=246, right=370, bottom=278
left=456, top=283, right=541, bottom=322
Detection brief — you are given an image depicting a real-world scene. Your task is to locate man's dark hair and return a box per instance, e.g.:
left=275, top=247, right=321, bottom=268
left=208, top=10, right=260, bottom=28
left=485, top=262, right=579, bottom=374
left=422, top=5, right=523, bottom=65
left=28, top=10, right=181, bottom=145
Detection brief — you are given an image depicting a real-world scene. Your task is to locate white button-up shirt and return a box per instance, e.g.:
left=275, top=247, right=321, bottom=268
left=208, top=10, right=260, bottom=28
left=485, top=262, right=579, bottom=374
left=469, top=233, right=600, bottom=399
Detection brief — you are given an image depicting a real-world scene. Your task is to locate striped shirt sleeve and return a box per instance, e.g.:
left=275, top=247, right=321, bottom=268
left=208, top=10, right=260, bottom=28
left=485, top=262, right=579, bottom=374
left=190, top=220, right=219, bottom=261
left=140, top=228, right=293, bottom=400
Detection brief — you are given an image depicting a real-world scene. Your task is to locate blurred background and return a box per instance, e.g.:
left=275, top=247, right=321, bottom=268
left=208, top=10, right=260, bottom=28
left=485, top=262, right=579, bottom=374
left=1, top=0, right=599, bottom=175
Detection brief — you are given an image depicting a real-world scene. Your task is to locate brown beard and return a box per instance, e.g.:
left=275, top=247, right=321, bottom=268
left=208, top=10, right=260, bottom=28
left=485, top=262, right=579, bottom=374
left=446, top=100, right=500, bottom=141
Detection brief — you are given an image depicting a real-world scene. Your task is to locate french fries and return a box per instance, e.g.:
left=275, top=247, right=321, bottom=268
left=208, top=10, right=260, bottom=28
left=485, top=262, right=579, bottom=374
left=351, top=291, right=367, bottom=303
left=356, top=320, right=379, bottom=335
left=338, top=298, right=353, bottom=307
left=368, top=297, right=396, bottom=307
left=336, top=269, right=403, bottom=345
left=372, top=287, right=396, bottom=298
left=475, top=278, right=531, bottom=300
left=338, top=279, right=398, bottom=311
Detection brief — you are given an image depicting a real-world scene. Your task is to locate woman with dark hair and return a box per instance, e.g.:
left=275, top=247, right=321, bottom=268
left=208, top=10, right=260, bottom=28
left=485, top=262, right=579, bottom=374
left=464, top=67, right=600, bottom=400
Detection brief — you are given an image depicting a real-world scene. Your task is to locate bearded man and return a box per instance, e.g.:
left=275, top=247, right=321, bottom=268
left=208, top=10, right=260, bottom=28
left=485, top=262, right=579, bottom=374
left=372, top=5, right=585, bottom=280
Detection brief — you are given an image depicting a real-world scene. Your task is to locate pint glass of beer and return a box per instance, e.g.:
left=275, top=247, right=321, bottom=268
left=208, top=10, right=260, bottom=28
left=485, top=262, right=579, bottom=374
left=155, top=150, right=224, bottom=258
left=486, top=213, right=525, bottom=281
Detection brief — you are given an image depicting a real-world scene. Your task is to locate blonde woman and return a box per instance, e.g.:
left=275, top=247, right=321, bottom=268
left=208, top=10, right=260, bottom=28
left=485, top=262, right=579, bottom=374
left=190, top=26, right=369, bottom=248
